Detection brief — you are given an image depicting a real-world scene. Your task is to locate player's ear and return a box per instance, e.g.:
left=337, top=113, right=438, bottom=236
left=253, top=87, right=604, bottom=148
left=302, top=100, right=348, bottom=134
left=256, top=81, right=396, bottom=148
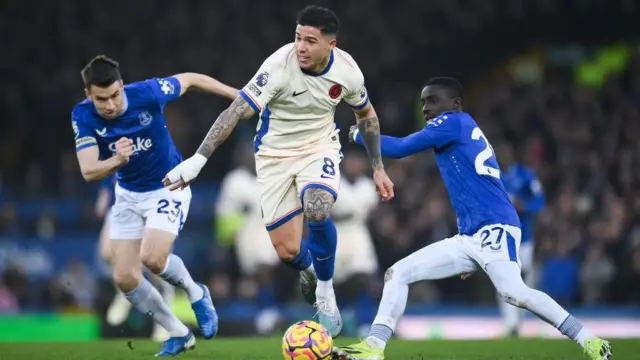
left=84, top=88, right=91, bottom=100
left=328, top=37, right=337, bottom=50
left=453, top=97, right=462, bottom=110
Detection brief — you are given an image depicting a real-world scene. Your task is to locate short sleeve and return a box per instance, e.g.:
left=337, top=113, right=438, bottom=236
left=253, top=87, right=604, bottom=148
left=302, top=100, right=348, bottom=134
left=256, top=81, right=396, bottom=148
left=145, top=77, right=182, bottom=105
left=239, top=57, right=286, bottom=113
left=342, top=68, right=369, bottom=110
left=72, top=110, right=97, bottom=152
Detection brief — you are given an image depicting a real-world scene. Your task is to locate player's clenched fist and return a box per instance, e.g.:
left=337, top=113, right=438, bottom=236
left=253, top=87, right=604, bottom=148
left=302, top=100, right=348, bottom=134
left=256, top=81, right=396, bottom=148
left=114, top=137, right=134, bottom=164
left=373, top=167, right=394, bottom=201
left=163, top=154, right=208, bottom=191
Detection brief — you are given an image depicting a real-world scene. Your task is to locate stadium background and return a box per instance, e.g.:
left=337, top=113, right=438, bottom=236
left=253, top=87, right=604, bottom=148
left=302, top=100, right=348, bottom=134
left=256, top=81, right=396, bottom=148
left=1, top=0, right=639, bottom=342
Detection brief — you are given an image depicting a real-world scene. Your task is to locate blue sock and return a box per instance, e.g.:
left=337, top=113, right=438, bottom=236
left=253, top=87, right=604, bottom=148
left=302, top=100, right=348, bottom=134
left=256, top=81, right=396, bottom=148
left=307, top=218, right=337, bottom=281
left=283, top=238, right=312, bottom=271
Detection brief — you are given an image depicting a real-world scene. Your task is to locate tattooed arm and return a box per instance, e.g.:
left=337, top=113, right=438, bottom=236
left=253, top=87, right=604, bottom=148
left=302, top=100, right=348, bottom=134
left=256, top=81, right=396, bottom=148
left=196, top=96, right=255, bottom=158
left=163, top=96, right=255, bottom=190
left=351, top=102, right=395, bottom=201
left=353, top=103, right=383, bottom=169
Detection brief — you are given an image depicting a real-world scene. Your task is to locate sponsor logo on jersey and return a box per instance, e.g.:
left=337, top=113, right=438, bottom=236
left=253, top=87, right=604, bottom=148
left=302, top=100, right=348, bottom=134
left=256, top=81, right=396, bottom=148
left=255, top=71, right=269, bottom=87
left=247, top=83, right=262, bottom=97
left=138, top=111, right=153, bottom=126
left=157, top=78, right=175, bottom=95
left=75, top=136, right=97, bottom=148
left=108, top=137, right=153, bottom=153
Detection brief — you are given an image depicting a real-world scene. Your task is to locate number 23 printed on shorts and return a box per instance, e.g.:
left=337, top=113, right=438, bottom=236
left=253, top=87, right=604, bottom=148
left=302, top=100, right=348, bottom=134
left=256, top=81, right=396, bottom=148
left=157, top=199, right=183, bottom=224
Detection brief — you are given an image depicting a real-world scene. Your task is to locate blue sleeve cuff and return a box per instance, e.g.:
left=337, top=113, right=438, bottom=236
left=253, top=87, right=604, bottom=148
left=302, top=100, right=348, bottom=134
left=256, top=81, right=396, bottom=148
left=350, top=96, right=369, bottom=110
left=239, top=90, right=261, bottom=113
left=75, top=143, right=97, bottom=152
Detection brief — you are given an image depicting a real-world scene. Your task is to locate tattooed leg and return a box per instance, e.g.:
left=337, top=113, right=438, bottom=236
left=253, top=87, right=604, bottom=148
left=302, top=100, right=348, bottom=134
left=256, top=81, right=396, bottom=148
left=302, top=188, right=338, bottom=282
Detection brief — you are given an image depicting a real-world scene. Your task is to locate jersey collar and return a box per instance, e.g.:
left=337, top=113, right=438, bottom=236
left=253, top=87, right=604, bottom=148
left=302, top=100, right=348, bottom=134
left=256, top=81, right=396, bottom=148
left=301, top=50, right=334, bottom=77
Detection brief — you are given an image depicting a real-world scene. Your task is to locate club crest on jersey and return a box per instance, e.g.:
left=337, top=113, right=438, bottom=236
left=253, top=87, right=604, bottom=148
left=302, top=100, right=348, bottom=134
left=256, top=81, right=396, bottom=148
left=255, top=71, right=269, bottom=87
left=329, top=84, right=342, bottom=99
left=138, top=111, right=153, bottom=126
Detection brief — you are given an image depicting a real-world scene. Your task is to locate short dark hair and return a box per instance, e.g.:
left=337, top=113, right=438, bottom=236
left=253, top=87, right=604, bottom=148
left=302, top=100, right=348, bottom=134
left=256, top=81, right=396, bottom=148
left=425, top=77, right=464, bottom=101
left=296, top=5, right=339, bottom=36
left=81, top=55, right=121, bottom=89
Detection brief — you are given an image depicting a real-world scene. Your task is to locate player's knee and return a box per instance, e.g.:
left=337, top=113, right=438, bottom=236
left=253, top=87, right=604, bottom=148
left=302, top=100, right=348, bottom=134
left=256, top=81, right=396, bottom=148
left=302, top=188, right=335, bottom=223
left=112, top=268, right=142, bottom=292
left=140, top=252, right=168, bottom=274
left=497, top=284, right=532, bottom=309
left=386, top=262, right=410, bottom=285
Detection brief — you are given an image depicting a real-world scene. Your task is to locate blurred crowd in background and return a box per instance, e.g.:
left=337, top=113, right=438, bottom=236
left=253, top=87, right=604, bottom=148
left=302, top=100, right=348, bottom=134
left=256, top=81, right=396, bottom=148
left=1, top=0, right=639, bottom=320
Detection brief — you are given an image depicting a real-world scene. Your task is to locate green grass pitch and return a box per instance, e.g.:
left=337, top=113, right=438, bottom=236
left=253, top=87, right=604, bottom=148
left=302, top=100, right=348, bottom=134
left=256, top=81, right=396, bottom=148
left=0, top=338, right=638, bottom=359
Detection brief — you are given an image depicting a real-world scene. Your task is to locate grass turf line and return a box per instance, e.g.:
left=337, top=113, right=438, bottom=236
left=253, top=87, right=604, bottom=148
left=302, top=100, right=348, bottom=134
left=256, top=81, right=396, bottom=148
left=0, top=338, right=638, bottom=359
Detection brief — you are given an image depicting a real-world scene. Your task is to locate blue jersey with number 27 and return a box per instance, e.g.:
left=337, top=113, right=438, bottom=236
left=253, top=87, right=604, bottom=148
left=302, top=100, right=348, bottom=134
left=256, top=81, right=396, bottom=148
left=71, top=78, right=183, bottom=192
left=356, top=111, right=520, bottom=235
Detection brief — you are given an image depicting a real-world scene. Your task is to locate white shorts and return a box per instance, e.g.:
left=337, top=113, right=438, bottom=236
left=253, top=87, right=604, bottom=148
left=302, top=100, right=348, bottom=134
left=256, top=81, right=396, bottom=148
left=333, top=223, right=378, bottom=284
left=256, top=146, right=342, bottom=230
left=462, top=224, right=522, bottom=270
left=110, top=184, right=192, bottom=240
left=388, top=223, right=522, bottom=285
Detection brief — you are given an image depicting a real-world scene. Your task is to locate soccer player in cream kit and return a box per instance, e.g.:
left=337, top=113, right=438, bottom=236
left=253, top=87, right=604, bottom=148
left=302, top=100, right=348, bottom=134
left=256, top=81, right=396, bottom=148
left=165, top=6, right=394, bottom=337
left=72, top=55, right=237, bottom=356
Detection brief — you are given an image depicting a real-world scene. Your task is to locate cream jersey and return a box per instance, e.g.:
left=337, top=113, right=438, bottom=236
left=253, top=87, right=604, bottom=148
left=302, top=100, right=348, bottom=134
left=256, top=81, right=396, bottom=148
left=239, top=43, right=369, bottom=157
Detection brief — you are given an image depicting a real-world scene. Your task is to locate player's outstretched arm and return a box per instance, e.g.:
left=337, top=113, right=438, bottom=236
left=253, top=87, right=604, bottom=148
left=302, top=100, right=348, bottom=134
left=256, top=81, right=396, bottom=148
left=350, top=125, right=435, bottom=159
left=163, top=97, right=255, bottom=190
left=174, top=73, right=239, bottom=101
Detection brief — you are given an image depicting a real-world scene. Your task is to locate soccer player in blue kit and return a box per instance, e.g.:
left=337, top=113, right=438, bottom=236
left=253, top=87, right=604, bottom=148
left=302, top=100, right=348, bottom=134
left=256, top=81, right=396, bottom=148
left=497, top=143, right=546, bottom=337
left=333, top=78, right=611, bottom=360
left=72, top=55, right=237, bottom=356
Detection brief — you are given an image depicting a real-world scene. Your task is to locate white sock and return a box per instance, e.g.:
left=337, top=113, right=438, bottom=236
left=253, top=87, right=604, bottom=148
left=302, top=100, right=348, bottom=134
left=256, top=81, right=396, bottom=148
left=367, top=324, right=393, bottom=350
left=316, top=279, right=334, bottom=298
left=159, top=254, right=204, bottom=303
left=159, top=280, right=175, bottom=306
left=124, top=279, right=188, bottom=337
